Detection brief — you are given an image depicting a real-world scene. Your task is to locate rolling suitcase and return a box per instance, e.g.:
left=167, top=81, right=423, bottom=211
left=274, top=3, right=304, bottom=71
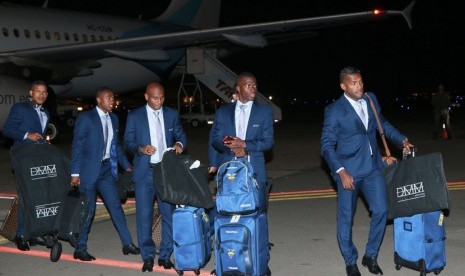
left=172, top=205, right=213, bottom=275
left=214, top=212, right=270, bottom=276
left=394, top=211, right=446, bottom=275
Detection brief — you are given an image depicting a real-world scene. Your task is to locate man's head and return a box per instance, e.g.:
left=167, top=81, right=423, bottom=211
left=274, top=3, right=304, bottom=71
left=340, top=66, right=364, bottom=101
left=29, top=80, right=48, bottom=106
left=235, top=72, right=257, bottom=104
left=144, top=82, right=165, bottom=111
left=96, top=87, right=115, bottom=113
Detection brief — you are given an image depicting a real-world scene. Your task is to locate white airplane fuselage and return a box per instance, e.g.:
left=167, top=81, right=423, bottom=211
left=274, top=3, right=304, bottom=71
left=0, top=4, right=162, bottom=98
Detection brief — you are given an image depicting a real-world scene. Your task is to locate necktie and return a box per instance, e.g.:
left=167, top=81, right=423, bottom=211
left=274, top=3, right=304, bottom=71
left=357, top=100, right=367, bottom=129
left=154, top=111, right=165, bottom=157
left=103, top=114, right=109, bottom=158
left=37, top=108, right=46, bottom=131
left=237, top=105, right=247, bottom=139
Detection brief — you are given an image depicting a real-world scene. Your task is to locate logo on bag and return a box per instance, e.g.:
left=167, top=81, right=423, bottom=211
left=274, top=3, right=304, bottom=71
left=35, top=202, right=60, bottom=218
left=30, top=164, right=57, bottom=180
left=227, top=248, right=235, bottom=259
left=396, top=182, right=425, bottom=202
left=227, top=173, right=236, bottom=181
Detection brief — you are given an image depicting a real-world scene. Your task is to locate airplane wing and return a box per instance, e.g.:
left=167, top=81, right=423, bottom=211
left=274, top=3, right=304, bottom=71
left=0, top=2, right=414, bottom=64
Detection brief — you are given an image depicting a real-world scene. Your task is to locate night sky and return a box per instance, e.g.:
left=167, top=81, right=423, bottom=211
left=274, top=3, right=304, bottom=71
left=3, top=0, right=464, bottom=102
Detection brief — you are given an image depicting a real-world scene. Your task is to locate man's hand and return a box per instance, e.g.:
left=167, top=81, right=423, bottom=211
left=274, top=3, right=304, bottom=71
left=140, top=145, right=156, bottom=156
left=224, top=137, right=246, bottom=149
left=208, top=166, right=217, bottom=174
left=27, top=132, right=44, bottom=142
left=70, top=176, right=80, bottom=187
left=338, top=170, right=355, bottom=190
left=402, top=139, right=415, bottom=155
left=232, top=148, right=246, bottom=157
left=173, top=143, right=183, bottom=154
left=126, top=167, right=133, bottom=172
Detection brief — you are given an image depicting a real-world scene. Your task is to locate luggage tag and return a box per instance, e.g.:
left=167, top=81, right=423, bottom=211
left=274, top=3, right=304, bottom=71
left=439, top=213, right=444, bottom=226
left=230, top=215, right=241, bottom=223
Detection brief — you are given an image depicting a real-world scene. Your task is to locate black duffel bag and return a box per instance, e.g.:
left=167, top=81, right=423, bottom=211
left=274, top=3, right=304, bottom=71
left=153, top=150, right=214, bottom=209
left=382, top=152, right=450, bottom=220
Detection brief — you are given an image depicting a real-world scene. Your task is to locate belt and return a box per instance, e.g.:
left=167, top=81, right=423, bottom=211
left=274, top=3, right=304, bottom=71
left=101, top=158, right=110, bottom=164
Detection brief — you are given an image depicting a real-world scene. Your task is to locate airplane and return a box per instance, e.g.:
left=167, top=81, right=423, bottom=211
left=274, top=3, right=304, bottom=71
left=0, top=0, right=414, bottom=140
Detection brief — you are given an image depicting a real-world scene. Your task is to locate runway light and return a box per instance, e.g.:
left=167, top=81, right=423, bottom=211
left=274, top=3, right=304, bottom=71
left=268, top=95, right=273, bottom=100
left=372, top=9, right=385, bottom=15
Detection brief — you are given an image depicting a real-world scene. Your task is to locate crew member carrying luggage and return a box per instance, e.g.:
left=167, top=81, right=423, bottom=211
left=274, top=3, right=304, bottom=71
left=209, top=72, right=273, bottom=276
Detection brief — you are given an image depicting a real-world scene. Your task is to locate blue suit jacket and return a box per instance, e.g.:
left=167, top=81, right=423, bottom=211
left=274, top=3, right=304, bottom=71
left=3, top=101, right=50, bottom=146
left=321, top=92, right=406, bottom=178
left=124, top=105, right=187, bottom=184
left=70, top=108, right=131, bottom=185
left=210, top=102, right=274, bottom=183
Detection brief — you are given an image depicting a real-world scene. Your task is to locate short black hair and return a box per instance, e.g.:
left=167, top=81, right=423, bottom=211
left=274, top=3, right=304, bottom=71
left=95, top=86, right=114, bottom=97
left=339, top=66, right=361, bottom=83
left=30, top=80, right=47, bottom=89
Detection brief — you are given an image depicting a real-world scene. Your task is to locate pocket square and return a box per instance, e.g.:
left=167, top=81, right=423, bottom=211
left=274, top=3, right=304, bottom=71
left=253, top=124, right=260, bottom=128
left=168, top=128, right=173, bottom=132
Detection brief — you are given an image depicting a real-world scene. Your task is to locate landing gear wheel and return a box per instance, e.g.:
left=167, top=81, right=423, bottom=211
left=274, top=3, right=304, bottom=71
left=395, top=264, right=402, bottom=271
left=50, top=242, right=62, bottom=262
left=194, top=269, right=200, bottom=275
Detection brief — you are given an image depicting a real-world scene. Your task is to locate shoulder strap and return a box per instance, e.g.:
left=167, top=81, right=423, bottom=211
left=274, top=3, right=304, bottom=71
left=365, top=93, right=393, bottom=159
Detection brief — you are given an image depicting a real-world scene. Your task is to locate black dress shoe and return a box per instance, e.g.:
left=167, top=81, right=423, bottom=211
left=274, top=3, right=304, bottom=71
left=142, top=258, right=154, bottom=272
left=14, top=236, right=30, bottom=251
left=73, top=250, right=96, bottom=261
left=346, top=264, right=361, bottom=276
left=122, top=243, right=140, bottom=255
left=362, top=255, right=383, bottom=275
left=158, top=259, right=175, bottom=269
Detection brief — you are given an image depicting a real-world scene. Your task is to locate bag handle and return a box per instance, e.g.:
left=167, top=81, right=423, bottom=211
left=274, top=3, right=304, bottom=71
left=365, top=93, right=396, bottom=165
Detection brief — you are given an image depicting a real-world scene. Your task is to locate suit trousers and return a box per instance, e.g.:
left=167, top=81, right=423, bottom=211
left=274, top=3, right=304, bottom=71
left=135, top=168, right=174, bottom=261
left=336, top=168, right=388, bottom=266
left=77, top=161, right=133, bottom=252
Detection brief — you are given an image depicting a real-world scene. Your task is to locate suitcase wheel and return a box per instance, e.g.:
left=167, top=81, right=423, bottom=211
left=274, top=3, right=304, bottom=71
left=175, top=269, right=183, bottom=275
left=395, top=264, right=402, bottom=271
left=50, top=241, right=62, bottom=262
left=194, top=269, right=200, bottom=275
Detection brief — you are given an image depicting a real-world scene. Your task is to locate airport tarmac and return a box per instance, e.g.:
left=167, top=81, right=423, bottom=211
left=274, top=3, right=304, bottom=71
left=1, top=109, right=465, bottom=276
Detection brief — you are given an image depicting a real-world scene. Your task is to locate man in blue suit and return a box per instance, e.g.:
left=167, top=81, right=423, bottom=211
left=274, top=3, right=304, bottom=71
left=321, top=66, right=414, bottom=276
left=3, top=80, right=50, bottom=251
left=124, top=81, right=187, bottom=272
left=70, top=87, right=140, bottom=261
left=209, top=72, right=273, bottom=276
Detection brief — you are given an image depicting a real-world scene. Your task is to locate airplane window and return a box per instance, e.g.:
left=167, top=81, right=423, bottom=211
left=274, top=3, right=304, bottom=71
left=24, top=29, right=31, bottom=38
left=82, top=34, right=88, bottom=42
left=2, top=27, right=9, bottom=37
left=35, top=30, right=41, bottom=39
left=107, top=36, right=112, bottom=40
left=54, top=31, right=60, bottom=40
left=73, top=33, right=79, bottom=41
left=45, top=31, right=51, bottom=40
left=91, top=34, right=96, bottom=42
left=64, top=32, right=70, bottom=41
left=13, top=29, right=20, bottom=37
left=99, top=35, right=104, bottom=41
